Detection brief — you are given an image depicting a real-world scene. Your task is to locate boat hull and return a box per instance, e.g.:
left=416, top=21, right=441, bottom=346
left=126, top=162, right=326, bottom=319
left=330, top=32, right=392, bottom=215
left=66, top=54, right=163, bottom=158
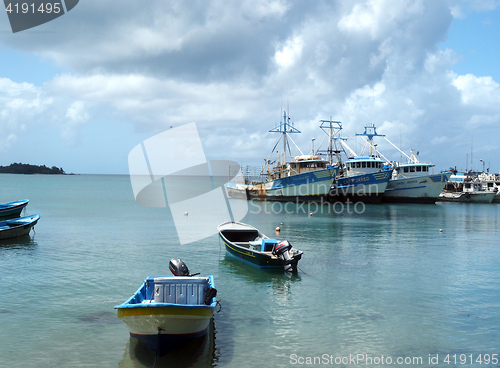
left=438, top=191, right=496, bottom=203
left=382, top=173, right=451, bottom=204
left=0, top=199, right=29, bottom=219
left=0, top=214, right=39, bottom=240
left=493, top=193, right=500, bottom=204
left=246, top=168, right=336, bottom=202
left=115, top=276, right=216, bottom=356
left=218, top=221, right=303, bottom=271
left=226, top=186, right=249, bottom=199
left=118, top=307, right=213, bottom=355
left=328, top=170, right=392, bottom=204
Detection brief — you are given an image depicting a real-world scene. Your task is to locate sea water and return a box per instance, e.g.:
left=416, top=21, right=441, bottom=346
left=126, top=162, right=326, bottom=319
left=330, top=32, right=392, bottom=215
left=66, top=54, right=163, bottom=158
left=0, top=174, right=499, bottom=367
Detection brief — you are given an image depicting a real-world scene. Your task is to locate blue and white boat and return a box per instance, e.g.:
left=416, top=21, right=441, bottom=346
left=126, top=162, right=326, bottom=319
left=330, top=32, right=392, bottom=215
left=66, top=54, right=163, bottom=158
left=0, top=199, right=29, bottom=219
left=232, top=112, right=337, bottom=202
left=318, top=122, right=392, bottom=203
left=0, top=214, right=39, bottom=240
left=115, top=259, right=217, bottom=356
left=382, top=150, right=451, bottom=204
left=332, top=156, right=393, bottom=203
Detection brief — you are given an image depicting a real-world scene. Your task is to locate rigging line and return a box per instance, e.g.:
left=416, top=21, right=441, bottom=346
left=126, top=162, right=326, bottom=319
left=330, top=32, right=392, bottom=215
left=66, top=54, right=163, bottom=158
left=314, top=132, right=328, bottom=154
left=256, top=134, right=284, bottom=182
left=286, top=133, right=304, bottom=156
left=383, top=137, right=412, bottom=162
left=357, top=136, right=391, bottom=162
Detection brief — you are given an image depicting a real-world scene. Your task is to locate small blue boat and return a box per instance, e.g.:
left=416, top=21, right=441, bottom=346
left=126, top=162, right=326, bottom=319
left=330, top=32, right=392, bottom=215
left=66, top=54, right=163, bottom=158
left=115, top=259, right=218, bottom=356
left=0, top=199, right=29, bottom=219
left=0, top=214, right=40, bottom=240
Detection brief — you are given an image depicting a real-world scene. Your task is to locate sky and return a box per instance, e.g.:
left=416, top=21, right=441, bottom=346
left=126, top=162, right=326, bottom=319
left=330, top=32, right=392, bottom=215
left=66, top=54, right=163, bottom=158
left=1, top=0, right=500, bottom=174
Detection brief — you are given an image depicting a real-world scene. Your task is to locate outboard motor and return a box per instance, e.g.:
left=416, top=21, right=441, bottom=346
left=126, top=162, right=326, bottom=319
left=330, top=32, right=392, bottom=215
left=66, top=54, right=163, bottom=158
left=272, top=240, right=294, bottom=272
left=169, top=258, right=190, bottom=276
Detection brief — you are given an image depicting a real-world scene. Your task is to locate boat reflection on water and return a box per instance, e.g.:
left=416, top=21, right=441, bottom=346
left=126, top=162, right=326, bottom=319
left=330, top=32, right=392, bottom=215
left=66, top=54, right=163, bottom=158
left=119, top=318, right=218, bottom=368
left=0, top=235, right=37, bottom=249
left=221, top=254, right=301, bottom=294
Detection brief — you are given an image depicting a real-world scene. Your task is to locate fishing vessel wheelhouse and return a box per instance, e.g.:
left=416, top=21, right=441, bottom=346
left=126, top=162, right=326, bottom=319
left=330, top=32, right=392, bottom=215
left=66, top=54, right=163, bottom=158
left=315, top=121, right=393, bottom=203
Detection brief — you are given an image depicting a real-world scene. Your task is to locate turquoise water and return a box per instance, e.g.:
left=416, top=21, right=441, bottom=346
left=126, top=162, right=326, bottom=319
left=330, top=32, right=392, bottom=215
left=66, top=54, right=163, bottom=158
left=0, top=174, right=499, bottom=367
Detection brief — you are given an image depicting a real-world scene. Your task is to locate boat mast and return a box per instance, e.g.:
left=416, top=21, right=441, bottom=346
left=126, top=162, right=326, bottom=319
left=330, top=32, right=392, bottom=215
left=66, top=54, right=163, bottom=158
left=355, top=124, right=385, bottom=157
left=317, top=118, right=343, bottom=165
left=269, top=111, right=301, bottom=165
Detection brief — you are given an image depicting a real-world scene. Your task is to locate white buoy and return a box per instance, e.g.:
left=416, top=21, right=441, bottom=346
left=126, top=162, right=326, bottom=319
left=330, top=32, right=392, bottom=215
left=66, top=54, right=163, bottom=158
left=309, top=212, right=313, bottom=216
left=184, top=212, right=188, bottom=216
left=276, top=227, right=281, bottom=232
left=439, top=229, right=443, bottom=232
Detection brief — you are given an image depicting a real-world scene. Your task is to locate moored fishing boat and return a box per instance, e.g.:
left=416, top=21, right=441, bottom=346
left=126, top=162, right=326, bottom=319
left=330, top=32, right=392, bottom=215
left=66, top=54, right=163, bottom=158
left=477, top=172, right=500, bottom=203
left=115, top=259, right=218, bottom=356
left=438, top=176, right=495, bottom=203
left=316, top=122, right=392, bottom=203
left=0, top=214, right=40, bottom=240
left=227, top=112, right=337, bottom=202
left=382, top=151, right=451, bottom=204
left=218, top=221, right=303, bottom=272
left=0, top=199, right=29, bottom=219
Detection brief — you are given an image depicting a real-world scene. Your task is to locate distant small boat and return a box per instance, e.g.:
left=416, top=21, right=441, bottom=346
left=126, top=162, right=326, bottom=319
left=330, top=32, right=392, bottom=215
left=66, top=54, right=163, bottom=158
left=218, top=221, right=303, bottom=272
left=477, top=172, right=500, bottom=203
left=0, top=214, right=39, bottom=240
left=115, top=259, right=218, bottom=356
left=0, top=199, right=29, bottom=219
left=439, top=181, right=496, bottom=203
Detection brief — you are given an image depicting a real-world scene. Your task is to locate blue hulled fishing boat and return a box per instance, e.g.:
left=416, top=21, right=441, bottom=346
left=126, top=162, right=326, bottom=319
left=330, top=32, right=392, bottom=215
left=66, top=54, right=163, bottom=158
left=0, top=214, right=39, bottom=240
left=227, top=112, right=337, bottom=202
left=0, top=199, right=29, bottom=219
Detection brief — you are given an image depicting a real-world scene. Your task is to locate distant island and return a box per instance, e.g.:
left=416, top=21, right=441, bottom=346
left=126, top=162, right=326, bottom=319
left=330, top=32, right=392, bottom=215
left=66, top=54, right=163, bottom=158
left=0, top=163, right=66, bottom=175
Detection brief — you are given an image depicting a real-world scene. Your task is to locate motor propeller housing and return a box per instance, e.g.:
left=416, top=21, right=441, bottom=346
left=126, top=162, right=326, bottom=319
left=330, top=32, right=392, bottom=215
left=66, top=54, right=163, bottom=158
left=272, top=240, right=294, bottom=272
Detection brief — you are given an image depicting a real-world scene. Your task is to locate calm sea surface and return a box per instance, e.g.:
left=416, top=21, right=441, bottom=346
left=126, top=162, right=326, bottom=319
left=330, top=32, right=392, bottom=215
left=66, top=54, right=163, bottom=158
left=0, top=174, right=499, bottom=367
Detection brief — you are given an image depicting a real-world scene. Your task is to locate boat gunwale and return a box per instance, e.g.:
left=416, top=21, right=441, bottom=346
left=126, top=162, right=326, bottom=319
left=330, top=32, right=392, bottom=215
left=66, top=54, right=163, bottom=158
left=114, top=275, right=217, bottom=310
left=0, top=199, right=29, bottom=210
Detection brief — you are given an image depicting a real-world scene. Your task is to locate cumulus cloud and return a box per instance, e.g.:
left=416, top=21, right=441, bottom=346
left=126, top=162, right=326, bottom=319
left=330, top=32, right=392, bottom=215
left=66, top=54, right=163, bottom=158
left=453, top=74, right=500, bottom=106
left=0, top=0, right=499, bottom=172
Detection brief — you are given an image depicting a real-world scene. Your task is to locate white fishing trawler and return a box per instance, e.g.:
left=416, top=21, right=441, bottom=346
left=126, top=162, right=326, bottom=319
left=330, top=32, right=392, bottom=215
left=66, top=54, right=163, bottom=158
left=382, top=149, right=451, bottom=204
left=227, top=112, right=337, bottom=202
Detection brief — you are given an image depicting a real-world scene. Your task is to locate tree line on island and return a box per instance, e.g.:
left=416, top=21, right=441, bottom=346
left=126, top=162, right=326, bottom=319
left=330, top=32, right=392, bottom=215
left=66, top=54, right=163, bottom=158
left=0, top=163, right=66, bottom=175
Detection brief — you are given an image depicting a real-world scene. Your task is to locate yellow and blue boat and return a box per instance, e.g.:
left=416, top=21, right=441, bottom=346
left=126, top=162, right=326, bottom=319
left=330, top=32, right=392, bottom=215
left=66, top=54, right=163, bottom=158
left=115, top=266, right=217, bottom=356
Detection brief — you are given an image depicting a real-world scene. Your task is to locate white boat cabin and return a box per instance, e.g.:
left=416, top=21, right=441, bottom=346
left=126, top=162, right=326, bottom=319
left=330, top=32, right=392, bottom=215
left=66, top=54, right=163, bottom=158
left=393, top=162, right=434, bottom=179
left=343, top=156, right=385, bottom=177
left=464, top=182, right=486, bottom=193
left=478, top=173, right=500, bottom=192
